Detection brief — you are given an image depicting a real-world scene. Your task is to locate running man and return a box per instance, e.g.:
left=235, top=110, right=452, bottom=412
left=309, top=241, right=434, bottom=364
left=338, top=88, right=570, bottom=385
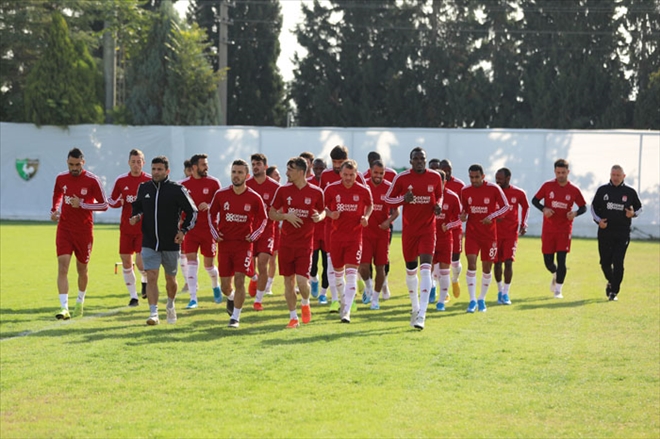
left=51, top=148, right=108, bottom=320
left=439, top=159, right=466, bottom=298
left=108, top=149, right=151, bottom=306
left=532, top=159, right=587, bottom=299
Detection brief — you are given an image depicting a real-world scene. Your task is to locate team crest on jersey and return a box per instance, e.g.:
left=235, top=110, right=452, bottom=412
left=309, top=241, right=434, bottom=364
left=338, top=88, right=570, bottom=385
left=203, top=188, right=209, bottom=194
left=549, top=191, right=555, bottom=199
left=81, top=188, right=88, bottom=196
left=622, top=195, right=628, bottom=202
left=484, top=197, right=490, bottom=204
left=353, top=195, right=359, bottom=201
left=511, top=197, right=517, bottom=203
left=443, top=203, right=449, bottom=210
left=244, top=204, right=251, bottom=212
left=304, top=197, right=311, bottom=205
left=428, top=185, right=434, bottom=192
left=224, top=202, right=230, bottom=211
left=263, top=193, right=270, bottom=200
left=604, top=194, right=609, bottom=201
left=15, top=158, right=39, bottom=181
left=565, top=195, right=571, bottom=201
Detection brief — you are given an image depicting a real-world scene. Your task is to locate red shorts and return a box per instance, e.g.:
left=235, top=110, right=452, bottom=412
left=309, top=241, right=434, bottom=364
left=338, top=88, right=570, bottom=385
left=451, top=227, right=463, bottom=254
left=433, top=230, right=453, bottom=265
left=329, top=239, right=362, bottom=268
left=119, top=233, right=142, bottom=255
left=278, top=245, right=313, bottom=277
left=56, top=227, right=93, bottom=264
left=542, top=230, right=572, bottom=254
left=182, top=232, right=217, bottom=258
left=217, top=241, right=253, bottom=277
left=361, top=233, right=389, bottom=266
left=402, top=232, right=436, bottom=263
left=313, top=222, right=325, bottom=251
left=464, top=234, right=497, bottom=262
left=496, top=235, right=518, bottom=262
left=253, top=223, right=275, bottom=256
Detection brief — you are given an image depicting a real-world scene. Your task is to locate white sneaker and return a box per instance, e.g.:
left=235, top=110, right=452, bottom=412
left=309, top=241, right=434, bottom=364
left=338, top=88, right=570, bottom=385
left=166, top=306, right=177, bottom=324
left=146, top=314, right=160, bottom=325
left=554, top=291, right=564, bottom=299
left=413, top=314, right=425, bottom=330
left=550, top=273, right=557, bottom=293
left=409, top=310, right=419, bottom=328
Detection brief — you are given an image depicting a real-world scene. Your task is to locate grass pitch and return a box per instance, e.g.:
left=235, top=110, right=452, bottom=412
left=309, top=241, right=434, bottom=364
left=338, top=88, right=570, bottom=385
left=1, top=221, right=659, bottom=438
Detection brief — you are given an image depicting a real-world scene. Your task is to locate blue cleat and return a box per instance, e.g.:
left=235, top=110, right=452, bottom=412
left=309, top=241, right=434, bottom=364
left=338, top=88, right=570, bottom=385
left=362, top=291, right=371, bottom=304
left=318, top=294, right=328, bottom=305
left=467, top=300, right=477, bottom=313
left=497, top=291, right=503, bottom=304
left=436, top=301, right=445, bottom=311
left=311, top=279, right=319, bottom=298
left=369, top=302, right=380, bottom=310
left=213, top=286, right=222, bottom=304
left=502, top=293, right=511, bottom=305
left=185, top=300, right=198, bottom=309
left=429, top=286, right=437, bottom=304
left=477, top=299, right=487, bottom=312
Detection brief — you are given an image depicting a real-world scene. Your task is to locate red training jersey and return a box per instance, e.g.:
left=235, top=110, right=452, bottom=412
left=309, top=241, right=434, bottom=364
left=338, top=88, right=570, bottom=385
left=108, top=171, right=151, bottom=235
left=181, top=175, right=221, bottom=237
left=435, top=189, right=462, bottom=235
left=208, top=186, right=267, bottom=243
left=496, top=184, right=530, bottom=239
left=365, top=178, right=393, bottom=239
left=445, top=176, right=466, bottom=198
left=384, top=169, right=443, bottom=236
left=271, top=182, right=325, bottom=249
left=246, top=175, right=279, bottom=237
left=461, top=181, right=509, bottom=241
left=51, top=169, right=108, bottom=232
left=534, top=179, right=586, bottom=235
left=324, top=181, right=373, bottom=243
left=363, top=167, right=398, bottom=183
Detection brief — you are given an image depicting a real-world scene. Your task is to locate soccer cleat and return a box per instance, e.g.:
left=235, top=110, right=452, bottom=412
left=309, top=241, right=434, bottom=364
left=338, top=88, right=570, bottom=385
left=413, top=314, right=425, bottom=330
left=606, top=282, right=612, bottom=298
left=128, top=298, right=139, bottom=307
left=429, top=286, right=437, bottom=304
left=228, top=319, right=239, bottom=328
left=248, top=279, right=257, bottom=298
left=185, top=299, right=198, bottom=309
left=253, top=302, right=264, bottom=311
left=226, top=299, right=234, bottom=317
left=72, top=302, right=84, bottom=318
left=341, top=315, right=351, bottom=323
left=166, top=306, right=177, bottom=324
left=497, top=292, right=504, bottom=304
left=445, top=294, right=450, bottom=303
left=409, top=310, right=419, bottom=328
left=382, top=283, right=390, bottom=300
left=362, top=291, right=371, bottom=305
left=286, top=318, right=300, bottom=329
left=477, top=299, right=487, bottom=312
left=146, top=314, right=159, bottom=325
left=466, top=300, right=477, bottom=313
left=436, top=302, right=445, bottom=311
left=554, top=291, right=564, bottom=299
left=369, top=302, right=380, bottom=310
left=502, top=293, right=512, bottom=305
left=181, top=283, right=189, bottom=294
left=55, top=308, right=71, bottom=320
left=329, top=301, right=340, bottom=313
left=452, top=282, right=461, bottom=298
left=311, top=279, right=319, bottom=298
left=301, top=304, right=312, bottom=324
left=213, top=286, right=222, bottom=304
left=609, top=293, right=618, bottom=301
left=141, top=283, right=148, bottom=299
left=550, top=273, right=557, bottom=293
left=351, top=301, right=358, bottom=313
left=318, top=294, right=328, bottom=305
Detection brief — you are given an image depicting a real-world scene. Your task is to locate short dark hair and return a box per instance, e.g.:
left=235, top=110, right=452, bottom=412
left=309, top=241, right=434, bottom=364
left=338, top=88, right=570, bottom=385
left=429, top=158, right=441, bottom=168
left=439, top=159, right=452, bottom=169
left=183, top=159, right=192, bottom=170
left=367, top=151, right=382, bottom=163
left=554, top=159, right=569, bottom=169
left=251, top=153, right=267, bottom=165
left=152, top=156, right=170, bottom=170
left=330, top=145, right=348, bottom=160
left=497, top=167, right=511, bottom=178
left=370, top=159, right=384, bottom=169
left=287, top=157, right=307, bottom=173
left=68, top=148, right=84, bottom=159
left=266, top=165, right=279, bottom=177
left=312, top=158, right=326, bottom=168
left=299, top=151, right=314, bottom=162
left=190, top=153, right=208, bottom=166
left=129, top=149, right=144, bottom=159
left=409, top=146, right=425, bottom=159
left=232, top=159, right=249, bottom=172
left=468, top=164, right=484, bottom=175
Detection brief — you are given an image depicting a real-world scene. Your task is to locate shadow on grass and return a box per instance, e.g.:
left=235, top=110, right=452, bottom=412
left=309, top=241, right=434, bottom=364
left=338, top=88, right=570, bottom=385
left=511, top=295, right=604, bottom=310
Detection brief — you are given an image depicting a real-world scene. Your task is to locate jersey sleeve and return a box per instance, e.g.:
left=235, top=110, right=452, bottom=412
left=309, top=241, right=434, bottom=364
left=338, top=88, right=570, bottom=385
left=383, top=175, right=405, bottom=206
left=51, top=175, right=63, bottom=214
left=248, top=195, right=268, bottom=242
left=80, top=175, right=109, bottom=212
left=108, top=177, right=123, bottom=208
left=208, top=190, right=221, bottom=241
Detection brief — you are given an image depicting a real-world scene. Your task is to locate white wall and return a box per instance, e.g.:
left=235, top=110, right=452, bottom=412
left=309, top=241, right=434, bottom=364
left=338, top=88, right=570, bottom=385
left=1, top=122, right=658, bottom=239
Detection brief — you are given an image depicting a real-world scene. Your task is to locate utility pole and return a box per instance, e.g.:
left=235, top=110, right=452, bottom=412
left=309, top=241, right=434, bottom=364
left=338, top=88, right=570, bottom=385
left=103, top=20, right=116, bottom=124
left=218, top=0, right=230, bottom=125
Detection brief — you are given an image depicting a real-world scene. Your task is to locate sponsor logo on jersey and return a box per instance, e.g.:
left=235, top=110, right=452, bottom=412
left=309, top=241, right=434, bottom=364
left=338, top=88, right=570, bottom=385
left=145, top=193, right=151, bottom=198
left=289, top=208, right=310, bottom=218
left=223, top=201, right=230, bottom=211
left=336, top=203, right=359, bottom=212
left=336, top=194, right=341, bottom=203
left=550, top=200, right=568, bottom=210
left=124, top=186, right=129, bottom=191
left=15, top=158, right=39, bottom=181
left=606, top=202, right=625, bottom=211
left=549, top=191, right=555, bottom=199
left=126, top=195, right=137, bottom=203
left=225, top=213, right=248, bottom=222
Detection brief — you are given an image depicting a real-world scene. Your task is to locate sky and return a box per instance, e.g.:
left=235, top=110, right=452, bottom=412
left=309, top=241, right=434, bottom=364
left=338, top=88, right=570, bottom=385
left=174, top=0, right=305, bottom=82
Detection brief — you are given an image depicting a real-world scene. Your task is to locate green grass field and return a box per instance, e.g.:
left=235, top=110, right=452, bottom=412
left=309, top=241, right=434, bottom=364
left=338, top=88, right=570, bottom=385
left=1, top=221, right=658, bottom=438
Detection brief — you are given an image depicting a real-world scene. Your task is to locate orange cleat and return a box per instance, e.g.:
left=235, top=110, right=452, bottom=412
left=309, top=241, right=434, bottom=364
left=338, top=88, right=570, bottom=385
left=286, top=318, right=300, bottom=329
left=452, top=282, right=461, bottom=298
left=253, top=302, right=263, bottom=311
left=248, top=279, right=258, bottom=297
left=301, top=304, right=312, bottom=324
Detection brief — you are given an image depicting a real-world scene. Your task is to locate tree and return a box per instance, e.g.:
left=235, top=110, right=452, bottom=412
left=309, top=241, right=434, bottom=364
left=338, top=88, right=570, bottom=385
left=634, top=69, right=660, bottom=129
left=23, top=11, right=103, bottom=126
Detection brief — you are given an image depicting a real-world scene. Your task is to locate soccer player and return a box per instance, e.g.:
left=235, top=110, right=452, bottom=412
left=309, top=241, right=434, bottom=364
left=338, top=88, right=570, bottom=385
left=208, top=160, right=268, bottom=328
left=179, top=160, right=193, bottom=293
left=384, top=147, right=443, bottom=330
left=180, top=154, right=222, bottom=309
left=130, top=156, right=197, bottom=326
left=269, top=157, right=325, bottom=328
left=324, top=160, right=373, bottom=323
left=460, top=164, right=509, bottom=313
left=430, top=167, right=462, bottom=311
left=265, top=165, right=281, bottom=294
left=532, top=159, right=587, bottom=299
left=50, top=148, right=108, bottom=320
left=246, top=153, right=279, bottom=310
left=308, top=158, right=329, bottom=302
left=360, top=160, right=398, bottom=310
left=439, top=159, right=466, bottom=298
left=591, top=165, right=642, bottom=301
left=108, top=149, right=151, bottom=307
left=493, top=167, right=530, bottom=305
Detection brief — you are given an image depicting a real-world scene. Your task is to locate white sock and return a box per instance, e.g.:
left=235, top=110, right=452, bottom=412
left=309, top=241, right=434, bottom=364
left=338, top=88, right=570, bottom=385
left=503, top=283, right=511, bottom=296
left=451, top=260, right=462, bottom=283
left=344, top=268, right=358, bottom=310
left=327, top=254, right=338, bottom=301
left=205, top=265, right=219, bottom=288
left=364, top=278, right=373, bottom=295
left=439, top=269, right=450, bottom=303
left=255, top=290, right=265, bottom=303
left=227, top=291, right=235, bottom=301
left=556, top=283, right=564, bottom=294
left=166, top=297, right=174, bottom=308
left=123, top=268, right=138, bottom=299
left=334, top=268, right=345, bottom=305
left=497, top=280, right=503, bottom=293
left=139, top=270, right=147, bottom=283
left=301, top=297, right=310, bottom=306
left=466, top=270, right=477, bottom=301
left=59, top=294, right=68, bottom=309
left=418, top=263, right=432, bottom=317
left=311, top=275, right=318, bottom=284
left=77, top=290, right=86, bottom=303
left=479, top=273, right=492, bottom=301
left=231, top=307, right=242, bottom=321
left=265, top=277, right=274, bottom=292
left=179, top=254, right=187, bottom=284
left=187, top=261, right=199, bottom=301
left=371, top=289, right=380, bottom=305
left=406, top=269, right=419, bottom=312
left=289, top=310, right=298, bottom=320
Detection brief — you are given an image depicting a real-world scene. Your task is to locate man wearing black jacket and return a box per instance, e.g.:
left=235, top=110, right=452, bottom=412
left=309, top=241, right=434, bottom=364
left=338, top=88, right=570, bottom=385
left=131, top=156, right=197, bottom=325
left=591, top=165, right=643, bottom=301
